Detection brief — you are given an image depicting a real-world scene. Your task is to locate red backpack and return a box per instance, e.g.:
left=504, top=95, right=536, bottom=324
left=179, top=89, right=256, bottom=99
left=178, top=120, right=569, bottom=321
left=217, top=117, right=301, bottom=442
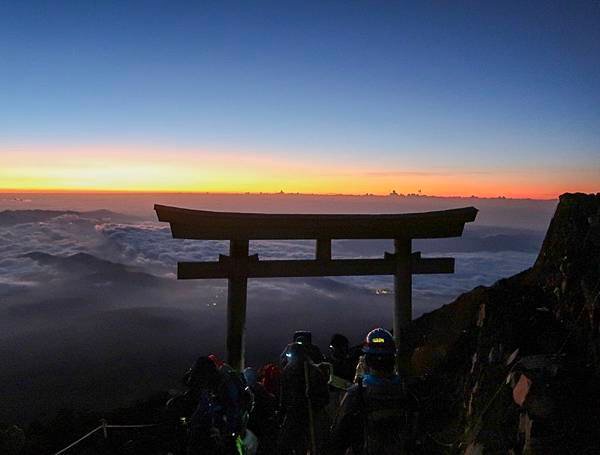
left=259, top=363, right=281, bottom=397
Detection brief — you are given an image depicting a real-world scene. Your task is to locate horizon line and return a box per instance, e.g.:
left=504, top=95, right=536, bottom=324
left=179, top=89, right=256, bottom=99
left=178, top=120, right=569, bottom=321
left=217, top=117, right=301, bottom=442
left=0, top=187, right=562, bottom=201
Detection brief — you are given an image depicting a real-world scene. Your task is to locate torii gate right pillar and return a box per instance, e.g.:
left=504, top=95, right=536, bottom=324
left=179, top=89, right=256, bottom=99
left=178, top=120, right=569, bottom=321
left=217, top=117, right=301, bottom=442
left=227, top=239, right=249, bottom=371
left=394, top=238, right=412, bottom=373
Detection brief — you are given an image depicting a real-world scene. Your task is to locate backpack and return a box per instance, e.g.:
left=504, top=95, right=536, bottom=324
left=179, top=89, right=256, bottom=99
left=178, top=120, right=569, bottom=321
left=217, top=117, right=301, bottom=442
left=188, top=388, right=252, bottom=455
left=358, top=375, right=414, bottom=455
left=219, top=364, right=255, bottom=418
left=259, top=363, right=281, bottom=397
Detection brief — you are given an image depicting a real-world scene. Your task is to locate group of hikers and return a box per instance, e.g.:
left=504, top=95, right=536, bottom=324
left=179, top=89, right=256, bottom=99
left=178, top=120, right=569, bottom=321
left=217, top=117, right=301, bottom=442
left=167, top=328, right=419, bottom=454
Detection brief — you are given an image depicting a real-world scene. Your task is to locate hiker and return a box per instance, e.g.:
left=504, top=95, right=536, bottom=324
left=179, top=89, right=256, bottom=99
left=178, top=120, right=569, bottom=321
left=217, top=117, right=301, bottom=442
left=329, top=328, right=419, bottom=455
left=277, top=342, right=330, bottom=454
left=281, top=331, right=324, bottom=367
left=323, top=333, right=358, bottom=419
left=258, top=362, right=282, bottom=400
left=326, top=333, right=359, bottom=382
left=185, top=356, right=252, bottom=455
left=244, top=367, right=279, bottom=454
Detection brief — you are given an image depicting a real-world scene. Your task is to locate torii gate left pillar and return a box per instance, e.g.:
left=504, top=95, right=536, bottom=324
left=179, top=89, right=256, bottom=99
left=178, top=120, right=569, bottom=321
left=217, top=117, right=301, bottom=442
left=227, top=239, right=249, bottom=370
left=155, top=204, right=478, bottom=372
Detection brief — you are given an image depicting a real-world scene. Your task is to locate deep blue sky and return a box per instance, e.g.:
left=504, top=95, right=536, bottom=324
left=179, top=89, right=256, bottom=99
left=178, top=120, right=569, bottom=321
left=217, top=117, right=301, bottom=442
left=0, top=1, right=598, bottom=196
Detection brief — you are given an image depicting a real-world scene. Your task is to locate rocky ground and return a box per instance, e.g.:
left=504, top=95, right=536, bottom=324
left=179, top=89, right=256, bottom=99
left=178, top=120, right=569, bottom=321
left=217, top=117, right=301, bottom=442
left=408, top=193, right=600, bottom=454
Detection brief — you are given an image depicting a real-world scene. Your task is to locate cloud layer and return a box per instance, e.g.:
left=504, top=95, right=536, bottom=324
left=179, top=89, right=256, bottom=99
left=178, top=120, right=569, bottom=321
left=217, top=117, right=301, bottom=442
left=0, top=209, right=539, bottom=422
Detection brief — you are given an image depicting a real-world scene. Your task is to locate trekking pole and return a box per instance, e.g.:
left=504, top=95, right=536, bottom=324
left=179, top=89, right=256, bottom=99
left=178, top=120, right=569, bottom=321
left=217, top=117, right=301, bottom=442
left=304, top=360, right=318, bottom=455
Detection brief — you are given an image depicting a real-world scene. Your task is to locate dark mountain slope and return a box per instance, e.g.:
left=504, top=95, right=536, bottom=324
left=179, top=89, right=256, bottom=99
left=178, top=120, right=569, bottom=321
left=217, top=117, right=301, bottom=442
left=22, top=251, right=160, bottom=288
left=407, top=193, right=600, bottom=454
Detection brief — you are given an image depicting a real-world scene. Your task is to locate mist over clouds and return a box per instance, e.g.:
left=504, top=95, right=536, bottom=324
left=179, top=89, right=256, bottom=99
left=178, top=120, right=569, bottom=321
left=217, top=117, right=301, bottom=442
left=0, top=195, right=547, bottom=422
left=0, top=192, right=557, bottom=229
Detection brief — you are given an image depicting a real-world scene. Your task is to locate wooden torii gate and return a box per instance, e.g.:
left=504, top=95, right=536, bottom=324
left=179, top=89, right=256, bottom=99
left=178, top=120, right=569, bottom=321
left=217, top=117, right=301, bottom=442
left=155, top=204, right=478, bottom=371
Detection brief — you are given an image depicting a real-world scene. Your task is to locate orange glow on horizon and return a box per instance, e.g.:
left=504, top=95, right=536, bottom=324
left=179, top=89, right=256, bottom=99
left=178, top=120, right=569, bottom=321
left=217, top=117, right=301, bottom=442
left=1, top=145, right=597, bottom=200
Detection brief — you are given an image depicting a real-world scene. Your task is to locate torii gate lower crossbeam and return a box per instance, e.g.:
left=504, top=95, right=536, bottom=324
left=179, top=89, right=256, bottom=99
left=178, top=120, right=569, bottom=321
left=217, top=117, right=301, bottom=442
left=155, top=205, right=478, bottom=371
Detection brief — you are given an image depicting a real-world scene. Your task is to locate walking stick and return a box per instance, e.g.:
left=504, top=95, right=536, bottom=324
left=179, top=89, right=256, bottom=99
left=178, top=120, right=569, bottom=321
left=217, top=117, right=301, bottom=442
left=304, top=360, right=318, bottom=455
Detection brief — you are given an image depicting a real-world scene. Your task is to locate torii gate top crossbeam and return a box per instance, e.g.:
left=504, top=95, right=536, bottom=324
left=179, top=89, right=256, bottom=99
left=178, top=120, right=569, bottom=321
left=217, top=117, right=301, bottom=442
left=154, top=204, right=478, bottom=240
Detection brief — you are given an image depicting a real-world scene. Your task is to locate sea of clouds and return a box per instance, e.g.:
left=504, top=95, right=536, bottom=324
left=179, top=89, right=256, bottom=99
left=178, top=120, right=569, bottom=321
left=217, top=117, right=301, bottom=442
left=0, top=211, right=539, bottom=316
left=0, top=207, right=543, bottom=422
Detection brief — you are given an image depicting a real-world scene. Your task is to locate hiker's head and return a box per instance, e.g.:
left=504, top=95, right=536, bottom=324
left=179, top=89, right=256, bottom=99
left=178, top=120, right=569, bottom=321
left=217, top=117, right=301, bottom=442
left=329, top=333, right=349, bottom=357
left=363, top=328, right=396, bottom=375
left=293, top=330, right=312, bottom=344
left=243, top=367, right=258, bottom=387
left=284, top=342, right=309, bottom=367
left=293, top=330, right=312, bottom=345
left=208, top=354, right=224, bottom=369
left=188, top=356, right=220, bottom=389
left=365, top=352, right=395, bottom=375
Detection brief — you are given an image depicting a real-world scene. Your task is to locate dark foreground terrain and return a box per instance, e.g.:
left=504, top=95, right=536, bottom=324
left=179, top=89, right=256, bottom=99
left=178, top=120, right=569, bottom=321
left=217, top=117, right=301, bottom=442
left=408, top=192, right=600, bottom=453
left=1, top=192, right=598, bottom=454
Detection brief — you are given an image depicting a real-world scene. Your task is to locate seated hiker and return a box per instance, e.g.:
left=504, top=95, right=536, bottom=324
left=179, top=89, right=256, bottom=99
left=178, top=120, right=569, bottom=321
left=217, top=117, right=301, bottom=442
left=183, top=356, right=252, bottom=455
left=329, top=328, right=419, bottom=455
left=278, top=342, right=330, bottom=455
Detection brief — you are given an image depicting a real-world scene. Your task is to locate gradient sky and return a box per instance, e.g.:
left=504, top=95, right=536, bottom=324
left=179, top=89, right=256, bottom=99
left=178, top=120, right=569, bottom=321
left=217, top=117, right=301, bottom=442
left=1, top=1, right=598, bottom=197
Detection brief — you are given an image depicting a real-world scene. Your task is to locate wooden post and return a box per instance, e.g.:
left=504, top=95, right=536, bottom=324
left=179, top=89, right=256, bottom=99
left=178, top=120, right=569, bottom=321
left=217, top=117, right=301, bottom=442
left=101, top=419, right=108, bottom=439
left=227, top=239, right=249, bottom=371
left=393, top=238, right=412, bottom=373
left=316, top=238, right=331, bottom=261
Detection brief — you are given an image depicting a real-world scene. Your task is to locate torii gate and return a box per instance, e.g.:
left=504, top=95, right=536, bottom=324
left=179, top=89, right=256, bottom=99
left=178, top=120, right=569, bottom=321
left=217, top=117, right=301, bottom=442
left=155, top=204, right=477, bottom=371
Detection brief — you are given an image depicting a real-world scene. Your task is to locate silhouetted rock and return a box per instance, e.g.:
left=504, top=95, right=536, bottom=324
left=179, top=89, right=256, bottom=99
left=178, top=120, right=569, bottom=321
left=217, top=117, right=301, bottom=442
left=407, top=193, right=600, bottom=453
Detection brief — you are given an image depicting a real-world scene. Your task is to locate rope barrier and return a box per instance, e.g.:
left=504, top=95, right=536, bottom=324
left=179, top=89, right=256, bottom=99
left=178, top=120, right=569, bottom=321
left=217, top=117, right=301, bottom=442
left=53, top=425, right=103, bottom=455
left=52, top=420, right=160, bottom=455
left=104, top=423, right=160, bottom=429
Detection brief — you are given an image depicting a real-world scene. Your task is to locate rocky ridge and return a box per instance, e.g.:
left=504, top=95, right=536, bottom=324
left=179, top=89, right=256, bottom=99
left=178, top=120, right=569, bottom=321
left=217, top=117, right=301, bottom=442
left=408, top=193, right=600, bottom=453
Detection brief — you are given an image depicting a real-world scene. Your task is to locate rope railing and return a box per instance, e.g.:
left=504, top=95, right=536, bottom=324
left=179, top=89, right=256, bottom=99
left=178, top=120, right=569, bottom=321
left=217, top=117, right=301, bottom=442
left=53, top=419, right=160, bottom=455
left=53, top=425, right=104, bottom=455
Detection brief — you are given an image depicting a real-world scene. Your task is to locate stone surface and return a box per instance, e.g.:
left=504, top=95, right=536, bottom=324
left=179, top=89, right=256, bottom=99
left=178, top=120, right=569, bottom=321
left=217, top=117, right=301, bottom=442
left=407, top=193, right=600, bottom=453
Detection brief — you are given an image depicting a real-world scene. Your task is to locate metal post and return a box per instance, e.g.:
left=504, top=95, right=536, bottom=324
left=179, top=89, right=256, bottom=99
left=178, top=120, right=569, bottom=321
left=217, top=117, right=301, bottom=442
left=393, top=238, right=412, bottom=373
left=227, top=239, right=249, bottom=371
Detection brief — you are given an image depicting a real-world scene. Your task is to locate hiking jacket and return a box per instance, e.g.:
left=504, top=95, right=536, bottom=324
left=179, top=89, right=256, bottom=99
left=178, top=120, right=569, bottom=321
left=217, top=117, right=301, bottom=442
left=280, top=361, right=329, bottom=418
left=329, top=373, right=418, bottom=455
